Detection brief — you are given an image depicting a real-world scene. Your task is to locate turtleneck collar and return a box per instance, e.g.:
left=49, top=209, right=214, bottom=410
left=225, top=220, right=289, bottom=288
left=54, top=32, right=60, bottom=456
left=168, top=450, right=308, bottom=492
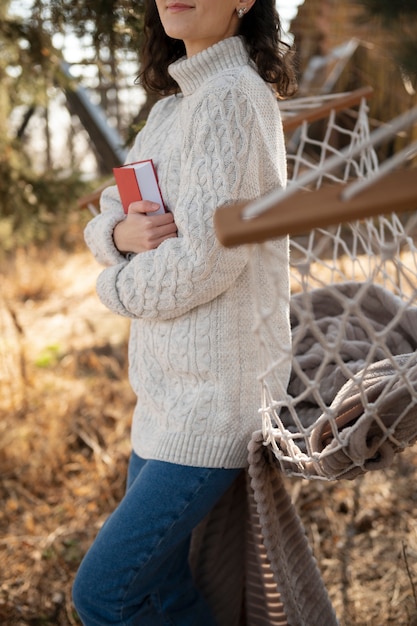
left=168, top=37, right=250, bottom=97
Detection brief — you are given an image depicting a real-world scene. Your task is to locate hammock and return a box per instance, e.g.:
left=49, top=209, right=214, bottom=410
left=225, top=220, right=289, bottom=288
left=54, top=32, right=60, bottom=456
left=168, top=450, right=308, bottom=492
left=198, top=89, right=417, bottom=625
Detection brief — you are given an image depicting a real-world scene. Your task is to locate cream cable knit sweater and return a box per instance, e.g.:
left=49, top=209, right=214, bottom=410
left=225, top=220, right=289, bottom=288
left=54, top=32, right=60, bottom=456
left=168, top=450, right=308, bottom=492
left=84, top=37, right=291, bottom=468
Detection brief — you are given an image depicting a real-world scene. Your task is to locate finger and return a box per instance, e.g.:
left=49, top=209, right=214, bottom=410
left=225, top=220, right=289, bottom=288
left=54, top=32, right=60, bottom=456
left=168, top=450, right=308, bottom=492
left=128, top=200, right=160, bottom=214
left=145, top=227, right=177, bottom=248
left=151, top=233, right=178, bottom=249
left=147, top=212, right=176, bottom=225
left=155, top=222, right=178, bottom=237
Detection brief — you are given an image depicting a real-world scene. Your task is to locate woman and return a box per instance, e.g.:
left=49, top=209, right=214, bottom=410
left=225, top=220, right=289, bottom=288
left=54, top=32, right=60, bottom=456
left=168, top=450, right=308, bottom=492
left=72, top=0, right=295, bottom=624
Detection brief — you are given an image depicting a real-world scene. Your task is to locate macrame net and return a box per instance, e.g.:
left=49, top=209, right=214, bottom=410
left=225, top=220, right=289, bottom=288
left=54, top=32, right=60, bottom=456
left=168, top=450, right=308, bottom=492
left=252, top=92, right=417, bottom=482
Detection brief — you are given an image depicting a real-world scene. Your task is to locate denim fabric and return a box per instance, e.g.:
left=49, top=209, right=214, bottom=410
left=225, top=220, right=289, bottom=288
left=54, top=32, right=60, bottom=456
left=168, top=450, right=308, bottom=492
left=72, top=452, right=242, bottom=625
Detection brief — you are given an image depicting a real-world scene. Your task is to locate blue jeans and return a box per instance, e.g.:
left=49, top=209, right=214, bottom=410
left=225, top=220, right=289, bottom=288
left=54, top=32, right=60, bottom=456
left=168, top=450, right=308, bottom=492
left=72, top=452, right=242, bottom=625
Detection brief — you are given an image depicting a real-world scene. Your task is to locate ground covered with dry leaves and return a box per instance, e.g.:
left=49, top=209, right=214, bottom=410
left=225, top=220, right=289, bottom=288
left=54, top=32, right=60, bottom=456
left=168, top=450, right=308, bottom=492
left=1, top=232, right=417, bottom=625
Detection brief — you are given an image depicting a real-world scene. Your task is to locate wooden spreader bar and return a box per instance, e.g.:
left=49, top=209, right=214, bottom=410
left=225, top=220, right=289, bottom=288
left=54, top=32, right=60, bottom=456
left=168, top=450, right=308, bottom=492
left=213, top=168, right=417, bottom=247
left=280, top=86, right=374, bottom=132
left=214, top=90, right=417, bottom=247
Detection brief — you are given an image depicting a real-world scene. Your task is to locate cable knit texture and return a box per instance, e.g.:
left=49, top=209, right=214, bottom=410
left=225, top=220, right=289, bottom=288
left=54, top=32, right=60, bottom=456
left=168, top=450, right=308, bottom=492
left=84, top=37, right=291, bottom=468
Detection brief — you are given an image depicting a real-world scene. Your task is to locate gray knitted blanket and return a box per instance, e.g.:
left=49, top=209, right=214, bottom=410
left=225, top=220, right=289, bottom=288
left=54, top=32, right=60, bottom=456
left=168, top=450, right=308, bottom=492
left=191, top=281, right=417, bottom=626
left=284, top=282, right=417, bottom=479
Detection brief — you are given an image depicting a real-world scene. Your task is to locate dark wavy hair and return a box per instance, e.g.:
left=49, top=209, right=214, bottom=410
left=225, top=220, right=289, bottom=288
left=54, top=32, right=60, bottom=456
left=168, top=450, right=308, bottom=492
left=138, top=0, right=297, bottom=98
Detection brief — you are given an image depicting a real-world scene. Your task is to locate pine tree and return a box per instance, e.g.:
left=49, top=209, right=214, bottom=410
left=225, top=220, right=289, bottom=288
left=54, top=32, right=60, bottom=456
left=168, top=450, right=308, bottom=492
left=0, top=0, right=147, bottom=248
left=0, top=2, right=96, bottom=245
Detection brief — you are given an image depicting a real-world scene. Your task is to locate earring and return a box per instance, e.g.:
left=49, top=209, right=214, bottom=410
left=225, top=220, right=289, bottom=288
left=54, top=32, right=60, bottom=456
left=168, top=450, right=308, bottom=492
left=237, top=6, right=247, bottom=18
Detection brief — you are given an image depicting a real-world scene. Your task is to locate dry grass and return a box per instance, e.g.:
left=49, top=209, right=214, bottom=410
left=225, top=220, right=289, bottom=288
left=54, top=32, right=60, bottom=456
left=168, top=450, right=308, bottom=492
left=1, top=231, right=417, bottom=625
left=0, top=239, right=135, bottom=625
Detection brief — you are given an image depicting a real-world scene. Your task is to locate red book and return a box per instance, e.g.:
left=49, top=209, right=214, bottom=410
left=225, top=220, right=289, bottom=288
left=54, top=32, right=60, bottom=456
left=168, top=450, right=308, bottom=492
left=113, top=159, right=166, bottom=215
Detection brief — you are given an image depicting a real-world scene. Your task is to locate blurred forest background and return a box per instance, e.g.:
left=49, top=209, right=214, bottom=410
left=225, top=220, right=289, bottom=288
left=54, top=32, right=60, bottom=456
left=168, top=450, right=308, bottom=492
left=1, top=0, right=417, bottom=624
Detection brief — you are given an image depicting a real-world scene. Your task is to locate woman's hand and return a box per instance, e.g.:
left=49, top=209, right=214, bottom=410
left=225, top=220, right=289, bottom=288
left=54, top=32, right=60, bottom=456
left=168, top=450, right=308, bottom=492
left=113, top=201, right=177, bottom=255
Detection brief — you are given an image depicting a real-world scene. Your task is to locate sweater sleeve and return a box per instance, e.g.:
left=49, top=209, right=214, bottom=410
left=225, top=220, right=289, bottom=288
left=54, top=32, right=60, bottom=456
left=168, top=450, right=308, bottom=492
left=95, top=81, right=286, bottom=321
left=83, top=122, right=148, bottom=267
left=83, top=185, right=127, bottom=267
